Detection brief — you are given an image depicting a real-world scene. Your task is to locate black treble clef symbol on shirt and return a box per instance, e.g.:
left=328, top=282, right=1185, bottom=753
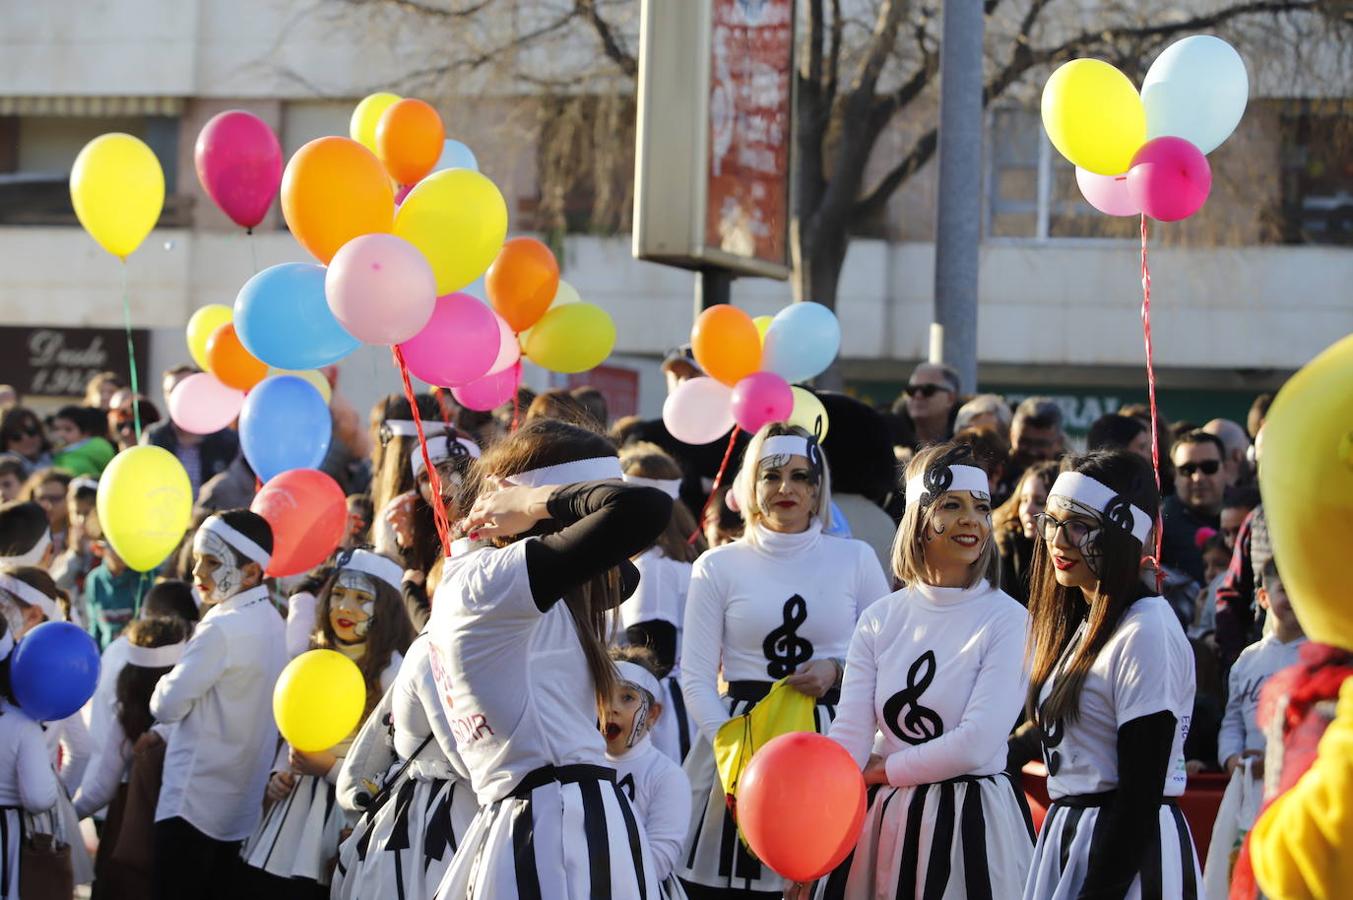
left=882, top=651, right=945, bottom=745
left=763, top=595, right=813, bottom=678
left=1039, top=699, right=1065, bottom=776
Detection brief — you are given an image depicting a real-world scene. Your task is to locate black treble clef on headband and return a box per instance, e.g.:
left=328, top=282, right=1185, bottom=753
left=763, top=595, right=813, bottom=679
left=882, top=651, right=945, bottom=745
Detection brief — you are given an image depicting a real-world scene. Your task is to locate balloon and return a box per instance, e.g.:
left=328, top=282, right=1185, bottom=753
left=551, top=279, right=581, bottom=307
left=235, top=262, right=359, bottom=369
left=376, top=98, right=445, bottom=185
left=349, top=91, right=402, bottom=153
left=1256, top=332, right=1353, bottom=649
left=273, top=649, right=365, bottom=751
left=434, top=138, right=479, bottom=173
left=1075, top=168, right=1139, bottom=217
left=205, top=322, right=268, bottom=391
left=524, top=303, right=616, bottom=374
left=10, top=622, right=101, bottom=722
left=186, top=304, right=234, bottom=371
left=452, top=363, right=520, bottom=412
left=97, top=446, right=193, bottom=572
left=692, top=305, right=762, bottom=387
left=265, top=368, right=332, bottom=404
left=788, top=387, right=830, bottom=441
left=753, top=315, right=773, bottom=344
left=1126, top=137, right=1212, bottom=222
left=1142, top=35, right=1248, bottom=155
left=1041, top=59, right=1146, bottom=175
left=239, top=376, right=332, bottom=483
left=737, top=732, right=867, bottom=881
left=485, top=237, right=561, bottom=333
left=485, top=311, right=521, bottom=376
left=69, top=133, right=165, bottom=259
left=281, top=136, right=394, bottom=264
left=325, top=234, right=437, bottom=345
left=168, top=373, right=244, bottom=435
left=393, top=169, right=508, bottom=295
left=251, top=469, right=347, bottom=577
left=662, top=377, right=735, bottom=445
left=398, top=293, right=500, bottom=387
left=193, top=110, right=283, bottom=229
left=762, top=302, right=841, bottom=383
left=731, top=372, right=793, bottom=433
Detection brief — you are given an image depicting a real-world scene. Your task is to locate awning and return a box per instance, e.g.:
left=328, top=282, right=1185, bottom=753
left=0, top=96, right=184, bottom=117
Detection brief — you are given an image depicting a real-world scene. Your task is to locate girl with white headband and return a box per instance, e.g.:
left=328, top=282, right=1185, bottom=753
left=241, top=548, right=412, bottom=894
left=1022, top=451, right=1201, bottom=899
left=680, top=422, right=890, bottom=899
left=427, top=417, right=672, bottom=899
left=370, top=393, right=448, bottom=538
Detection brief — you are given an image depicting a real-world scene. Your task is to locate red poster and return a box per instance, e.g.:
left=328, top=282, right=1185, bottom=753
left=566, top=365, right=639, bottom=420
left=706, top=0, right=794, bottom=267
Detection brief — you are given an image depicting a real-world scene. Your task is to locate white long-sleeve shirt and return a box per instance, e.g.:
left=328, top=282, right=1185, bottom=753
left=618, top=549, right=692, bottom=667
left=395, top=634, right=470, bottom=782
left=72, top=720, right=174, bottom=819
left=829, top=581, right=1030, bottom=786
left=150, top=586, right=286, bottom=841
left=45, top=711, right=93, bottom=794
left=0, top=699, right=59, bottom=812
left=680, top=523, right=890, bottom=740
left=87, top=636, right=131, bottom=752
left=608, top=736, right=691, bottom=882
left=1219, top=634, right=1306, bottom=765
left=285, top=591, right=318, bottom=659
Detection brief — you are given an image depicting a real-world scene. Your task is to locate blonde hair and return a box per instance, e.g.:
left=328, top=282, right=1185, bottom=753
left=889, top=442, right=1000, bottom=589
left=618, top=442, right=704, bottom=562
left=733, top=423, right=833, bottom=548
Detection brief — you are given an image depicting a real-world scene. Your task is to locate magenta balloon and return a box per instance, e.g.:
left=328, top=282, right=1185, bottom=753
left=1126, top=137, right=1212, bottom=223
left=325, top=234, right=437, bottom=344
left=485, top=310, right=521, bottom=376
left=398, top=293, right=500, bottom=387
left=395, top=183, right=414, bottom=205
left=662, top=377, right=735, bottom=445
left=451, top=362, right=521, bottom=412
left=730, top=372, right=793, bottom=433
left=194, top=110, right=283, bottom=229
left=1075, top=167, right=1139, bottom=217
left=168, top=372, right=245, bottom=435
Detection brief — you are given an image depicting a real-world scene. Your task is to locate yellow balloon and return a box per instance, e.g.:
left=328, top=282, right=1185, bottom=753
left=70, top=133, right=165, bottom=259
left=186, top=305, right=234, bottom=372
left=266, top=368, right=332, bottom=404
left=1041, top=59, right=1147, bottom=176
left=1257, top=332, right=1353, bottom=649
left=96, top=446, right=192, bottom=572
left=788, top=386, right=830, bottom=441
left=393, top=169, right=508, bottom=295
left=273, top=649, right=366, bottom=752
left=754, top=315, right=774, bottom=344
left=350, top=92, right=402, bottom=154
left=524, top=303, right=616, bottom=374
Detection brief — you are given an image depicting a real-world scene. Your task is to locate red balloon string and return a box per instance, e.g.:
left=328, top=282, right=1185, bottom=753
left=511, top=377, right=522, bottom=433
left=688, top=426, right=742, bottom=545
left=1139, top=214, right=1164, bottom=591
left=390, top=345, right=453, bottom=559
left=430, top=386, right=455, bottom=428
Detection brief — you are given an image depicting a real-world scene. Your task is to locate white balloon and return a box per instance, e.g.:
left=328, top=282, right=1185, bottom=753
left=1141, top=35, right=1248, bottom=155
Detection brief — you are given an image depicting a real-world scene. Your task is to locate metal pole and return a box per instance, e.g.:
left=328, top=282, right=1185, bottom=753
left=931, top=0, right=984, bottom=393
left=694, top=268, right=733, bottom=318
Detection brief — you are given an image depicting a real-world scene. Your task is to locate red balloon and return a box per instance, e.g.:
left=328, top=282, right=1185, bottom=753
left=194, top=110, right=283, bottom=229
left=250, top=469, right=346, bottom=577
left=737, top=732, right=867, bottom=882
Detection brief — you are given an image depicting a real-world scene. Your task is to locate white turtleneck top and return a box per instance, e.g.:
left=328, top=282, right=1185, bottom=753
left=606, top=735, right=691, bottom=882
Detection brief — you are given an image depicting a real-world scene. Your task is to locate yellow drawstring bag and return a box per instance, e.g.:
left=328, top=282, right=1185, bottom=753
left=713, top=679, right=817, bottom=837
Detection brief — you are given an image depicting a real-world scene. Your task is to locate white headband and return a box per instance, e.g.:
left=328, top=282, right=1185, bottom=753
left=507, top=456, right=623, bottom=488
left=70, top=477, right=99, bottom=494
left=621, top=475, right=681, bottom=499
left=615, top=660, right=662, bottom=702
left=1048, top=472, right=1153, bottom=544
left=384, top=420, right=447, bottom=439
left=126, top=641, right=186, bottom=668
left=0, top=530, right=51, bottom=569
left=338, top=549, right=404, bottom=592
left=0, top=629, right=12, bottom=661
left=905, top=464, right=990, bottom=507
left=759, top=435, right=812, bottom=462
left=410, top=434, right=481, bottom=479
left=199, top=517, right=271, bottom=569
left=0, top=572, right=61, bottom=622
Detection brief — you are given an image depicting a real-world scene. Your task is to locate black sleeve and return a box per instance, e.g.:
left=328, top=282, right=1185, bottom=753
left=625, top=620, right=678, bottom=676
left=402, top=578, right=430, bottom=632
left=1076, top=710, right=1177, bottom=900
left=524, top=481, right=673, bottom=612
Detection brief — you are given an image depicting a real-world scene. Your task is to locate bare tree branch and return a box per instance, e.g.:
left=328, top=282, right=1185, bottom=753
left=575, top=0, right=638, bottom=77
left=825, top=0, right=843, bottom=108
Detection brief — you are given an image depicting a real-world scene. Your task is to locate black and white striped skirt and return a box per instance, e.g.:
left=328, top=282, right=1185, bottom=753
left=432, top=763, right=658, bottom=900
left=1023, top=795, right=1202, bottom=899
left=679, top=682, right=837, bottom=894
left=0, top=807, right=20, bottom=900
left=240, top=772, right=348, bottom=885
left=812, top=773, right=1035, bottom=899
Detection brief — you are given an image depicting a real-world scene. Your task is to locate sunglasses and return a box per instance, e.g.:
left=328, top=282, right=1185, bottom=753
left=1178, top=460, right=1221, bottom=477
left=6, top=425, right=40, bottom=439
left=904, top=384, right=950, bottom=399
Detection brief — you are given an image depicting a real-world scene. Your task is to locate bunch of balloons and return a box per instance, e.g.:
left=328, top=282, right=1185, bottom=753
left=1042, top=35, right=1248, bottom=222
left=663, top=301, right=840, bottom=444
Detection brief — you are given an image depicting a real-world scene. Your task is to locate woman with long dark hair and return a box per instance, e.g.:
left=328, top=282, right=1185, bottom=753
left=993, top=461, right=1059, bottom=607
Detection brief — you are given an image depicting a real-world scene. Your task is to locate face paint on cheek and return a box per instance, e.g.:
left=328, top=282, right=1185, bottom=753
left=627, top=691, right=652, bottom=749
left=194, top=529, right=243, bottom=601
left=335, top=570, right=378, bottom=640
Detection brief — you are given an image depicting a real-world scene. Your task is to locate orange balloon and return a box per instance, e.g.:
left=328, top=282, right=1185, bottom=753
left=281, top=137, right=394, bottom=263
left=692, top=305, right=762, bottom=386
left=376, top=99, right=445, bottom=186
left=485, top=237, right=560, bottom=333
left=205, top=323, right=268, bottom=391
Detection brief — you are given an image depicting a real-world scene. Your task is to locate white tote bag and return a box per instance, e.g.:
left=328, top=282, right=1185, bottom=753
left=1202, top=758, right=1263, bottom=900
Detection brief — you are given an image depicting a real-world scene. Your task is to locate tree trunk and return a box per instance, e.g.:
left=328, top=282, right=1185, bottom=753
left=792, top=216, right=850, bottom=390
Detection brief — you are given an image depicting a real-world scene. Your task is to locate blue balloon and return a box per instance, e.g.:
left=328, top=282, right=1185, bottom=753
left=761, top=302, right=842, bottom=384
left=239, top=375, right=332, bottom=483
left=434, top=139, right=479, bottom=174
left=234, top=262, right=360, bottom=370
left=1141, top=35, right=1248, bottom=155
left=11, top=621, right=101, bottom=722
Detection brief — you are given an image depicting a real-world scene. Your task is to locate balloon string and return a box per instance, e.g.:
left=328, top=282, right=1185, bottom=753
left=430, top=387, right=455, bottom=428
left=390, top=345, right=453, bottom=559
left=1140, top=214, right=1164, bottom=591
left=120, top=263, right=143, bottom=443
left=247, top=228, right=260, bottom=275
left=688, top=426, right=741, bottom=545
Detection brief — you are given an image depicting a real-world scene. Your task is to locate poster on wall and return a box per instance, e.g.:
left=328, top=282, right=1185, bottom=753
left=0, top=325, right=150, bottom=402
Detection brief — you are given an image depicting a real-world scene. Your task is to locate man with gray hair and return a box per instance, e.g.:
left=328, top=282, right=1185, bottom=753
left=1203, top=418, right=1253, bottom=486
left=891, top=361, right=961, bottom=449
left=954, top=393, right=1012, bottom=439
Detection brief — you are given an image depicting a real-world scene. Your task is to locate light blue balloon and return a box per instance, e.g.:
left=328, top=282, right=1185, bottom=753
left=239, top=375, right=332, bottom=483
left=462, top=274, right=487, bottom=301
left=761, top=302, right=842, bottom=384
left=1141, top=35, right=1248, bottom=155
left=234, top=263, right=359, bottom=370
left=434, top=139, right=479, bottom=173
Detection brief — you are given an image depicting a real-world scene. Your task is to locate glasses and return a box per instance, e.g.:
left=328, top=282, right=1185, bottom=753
left=1178, top=460, right=1221, bottom=478
left=37, top=492, right=65, bottom=505
left=904, top=384, right=951, bottom=399
left=1034, top=512, right=1099, bottom=548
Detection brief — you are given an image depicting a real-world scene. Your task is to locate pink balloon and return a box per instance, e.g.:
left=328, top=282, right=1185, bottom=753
left=485, top=310, right=521, bottom=376
left=452, top=362, right=521, bottom=412
left=194, top=110, right=283, bottom=229
left=395, top=183, right=414, bottom=205
left=1075, top=167, right=1138, bottom=217
left=1126, top=137, right=1212, bottom=223
left=398, top=293, right=499, bottom=387
left=168, top=373, right=245, bottom=435
left=731, top=372, right=793, bottom=434
left=325, top=234, right=437, bottom=344
left=663, top=377, right=735, bottom=445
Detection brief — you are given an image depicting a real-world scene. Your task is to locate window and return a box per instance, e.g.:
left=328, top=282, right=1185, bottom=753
left=1277, top=100, right=1353, bottom=245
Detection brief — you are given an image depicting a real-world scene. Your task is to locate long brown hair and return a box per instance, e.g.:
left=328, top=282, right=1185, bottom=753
left=992, top=460, right=1059, bottom=541
left=117, top=617, right=189, bottom=741
left=1025, top=451, right=1158, bottom=725
left=311, top=564, right=414, bottom=723
left=370, top=393, right=442, bottom=517
left=618, top=442, right=704, bottom=562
